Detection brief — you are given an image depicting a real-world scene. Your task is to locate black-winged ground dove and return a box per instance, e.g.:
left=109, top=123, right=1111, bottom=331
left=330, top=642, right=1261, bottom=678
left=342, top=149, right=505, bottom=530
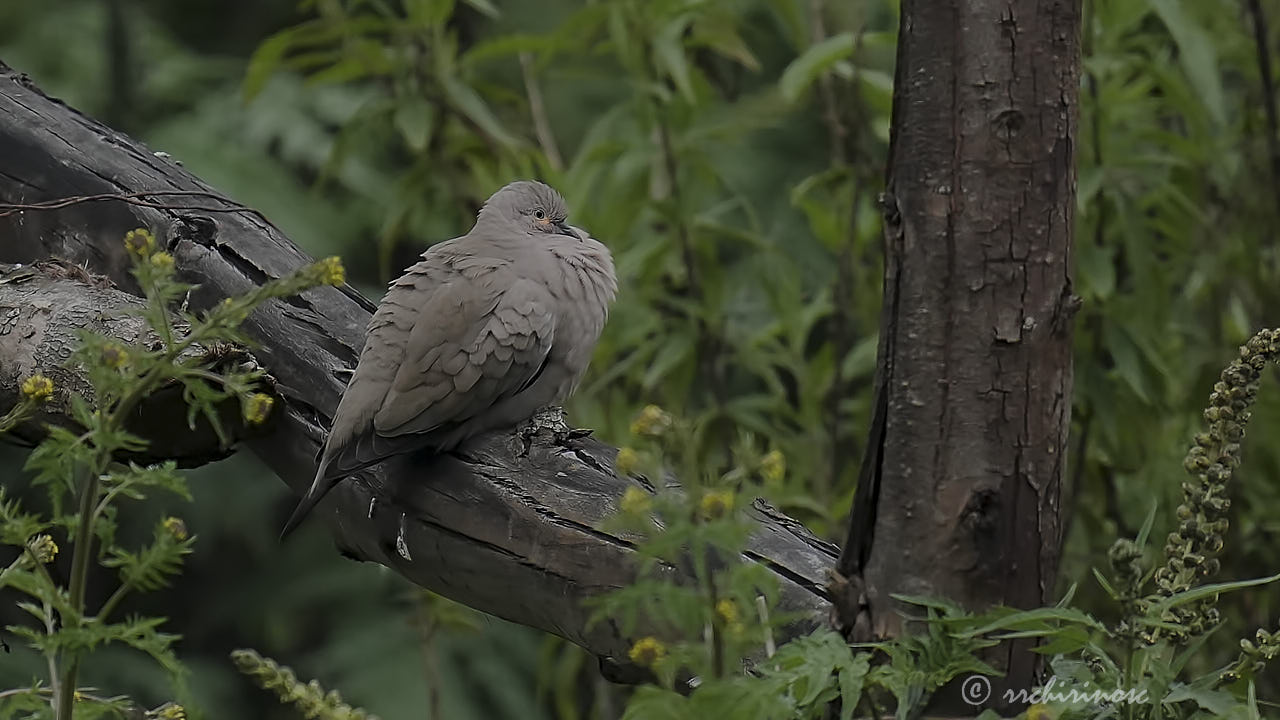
left=281, top=180, right=616, bottom=538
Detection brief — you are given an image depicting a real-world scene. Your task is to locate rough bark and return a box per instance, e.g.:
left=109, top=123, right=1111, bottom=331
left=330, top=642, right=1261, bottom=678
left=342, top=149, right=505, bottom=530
left=0, top=63, right=835, bottom=678
left=0, top=260, right=261, bottom=466
left=835, top=0, right=1081, bottom=706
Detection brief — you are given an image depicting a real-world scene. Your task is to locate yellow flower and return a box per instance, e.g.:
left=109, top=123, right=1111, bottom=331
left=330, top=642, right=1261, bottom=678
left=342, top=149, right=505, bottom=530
left=162, top=517, right=188, bottom=541
left=315, top=256, right=346, bottom=286
left=152, top=703, right=187, bottom=720
left=150, top=251, right=175, bottom=271
left=1026, top=703, right=1056, bottom=720
left=124, top=228, right=156, bottom=257
left=619, top=485, right=651, bottom=515
left=615, top=447, right=640, bottom=475
left=630, top=405, right=672, bottom=437
left=760, top=450, right=785, bottom=483
left=27, top=534, right=57, bottom=563
left=20, top=374, right=54, bottom=401
left=244, top=393, right=275, bottom=425
left=716, top=599, right=738, bottom=625
left=628, top=637, right=666, bottom=668
left=699, top=489, right=734, bottom=520
left=100, top=343, right=128, bottom=370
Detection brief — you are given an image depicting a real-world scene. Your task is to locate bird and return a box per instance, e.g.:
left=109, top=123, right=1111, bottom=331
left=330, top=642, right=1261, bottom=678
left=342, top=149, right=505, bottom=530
left=280, top=180, right=617, bottom=538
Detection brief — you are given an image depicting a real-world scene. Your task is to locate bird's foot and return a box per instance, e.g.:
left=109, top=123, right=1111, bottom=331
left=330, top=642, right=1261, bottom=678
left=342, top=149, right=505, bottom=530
left=513, top=406, right=592, bottom=455
left=525, top=405, right=569, bottom=435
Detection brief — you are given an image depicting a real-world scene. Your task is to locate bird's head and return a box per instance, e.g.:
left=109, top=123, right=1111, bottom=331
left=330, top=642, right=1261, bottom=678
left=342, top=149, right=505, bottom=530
left=477, top=180, right=579, bottom=239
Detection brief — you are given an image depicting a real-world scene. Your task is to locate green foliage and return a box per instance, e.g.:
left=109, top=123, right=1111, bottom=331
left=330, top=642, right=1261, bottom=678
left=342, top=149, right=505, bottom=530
left=596, top=332, right=1280, bottom=719
left=1069, top=0, right=1280, bottom=680
left=232, top=0, right=893, bottom=543
left=6, top=0, right=1280, bottom=716
left=593, top=406, right=781, bottom=680
left=0, top=229, right=345, bottom=719
left=935, top=333, right=1280, bottom=719
left=597, top=410, right=1000, bottom=720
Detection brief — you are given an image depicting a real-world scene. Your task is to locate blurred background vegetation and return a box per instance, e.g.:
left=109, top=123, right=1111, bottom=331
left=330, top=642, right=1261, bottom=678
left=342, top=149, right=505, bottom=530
left=1, top=0, right=1279, bottom=716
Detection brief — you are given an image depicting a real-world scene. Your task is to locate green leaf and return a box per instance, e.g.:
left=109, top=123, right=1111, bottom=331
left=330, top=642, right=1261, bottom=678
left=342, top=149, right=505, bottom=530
left=461, top=33, right=555, bottom=66
left=1055, top=582, right=1078, bottom=608
left=105, top=461, right=191, bottom=502
left=425, top=0, right=456, bottom=26
left=0, top=487, right=47, bottom=547
left=692, top=19, right=760, bottom=71
left=1077, top=166, right=1106, bottom=210
left=0, top=689, right=48, bottom=719
left=689, top=677, right=793, bottom=720
left=643, top=329, right=696, bottom=390
left=838, top=654, right=870, bottom=720
left=621, top=686, right=690, bottom=720
left=460, top=0, right=499, bottom=18
left=798, top=648, right=835, bottom=705
left=654, top=14, right=697, bottom=104
left=394, top=97, right=435, bottom=151
left=1105, top=323, right=1153, bottom=404
left=1077, top=238, right=1116, bottom=300
left=1150, top=572, right=1280, bottom=613
left=440, top=75, right=521, bottom=148
left=1170, top=628, right=1217, bottom=675
left=1092, top=568, right=1121, bottom=600
left=243, top=24, right=304, bottom=100
left=1135, top=498, right=1158, bottom=549
left=1028, top=625, right=1092, bottom=655
left=959, top=607, right=1107, bottom=638
left=1165, top=681, right=1241, bottom=715
left=889, top=594, right=967, bottom=616
left=1147, top=0, right=1228, bottom=127
left=102, top=522, right=195, bottom=593
left=779, top=33, right=855, bottom=102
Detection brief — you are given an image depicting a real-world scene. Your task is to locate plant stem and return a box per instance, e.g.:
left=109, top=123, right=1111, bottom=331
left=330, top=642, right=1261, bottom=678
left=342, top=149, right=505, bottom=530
left=97, top=584, right=130, bottom=623
left=19, top=543, right=66, bottom=693
left=1245, top=0, right=1280, bottom=211
left=54, top=270, right=199, bottom=717
left=695, top=537, right=724, bottom=679
left=57, top=461, right=103, bottom=720
left=646, top=57, right=723, bottom=415
left=520, top=51, right=563, bottom=172
left=755, top=595, right=775, bottom=658
left=412, top=595, right=442, bottom=719
left=43, top=598, right=60, bottom=709
left=56, top=361, right=171, bottom=716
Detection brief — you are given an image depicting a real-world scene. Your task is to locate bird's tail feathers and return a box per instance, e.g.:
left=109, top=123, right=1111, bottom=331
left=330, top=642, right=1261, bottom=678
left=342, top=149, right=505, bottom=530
left=280, top=456, right=338, bottom=540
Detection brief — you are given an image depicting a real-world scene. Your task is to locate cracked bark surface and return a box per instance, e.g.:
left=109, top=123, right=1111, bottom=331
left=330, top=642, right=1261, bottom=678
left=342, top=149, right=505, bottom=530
left=835, top=0, right=1080, bottom=707
left=0, top=62, right=836, bottom=678
left=0, top=260, right=260, bottom=466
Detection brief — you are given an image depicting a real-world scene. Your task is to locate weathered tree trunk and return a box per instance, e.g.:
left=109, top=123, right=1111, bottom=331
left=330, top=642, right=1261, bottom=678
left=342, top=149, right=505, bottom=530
left=835, top=0, right=1081, bottom=707
left=0, top=260, right=260, bottom=466
left=0, top=62, right=834, bottom=681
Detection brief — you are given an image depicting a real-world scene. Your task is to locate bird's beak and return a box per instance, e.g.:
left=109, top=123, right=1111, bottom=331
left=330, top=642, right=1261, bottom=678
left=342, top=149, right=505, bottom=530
left=554, top=221, right=579, bottom=239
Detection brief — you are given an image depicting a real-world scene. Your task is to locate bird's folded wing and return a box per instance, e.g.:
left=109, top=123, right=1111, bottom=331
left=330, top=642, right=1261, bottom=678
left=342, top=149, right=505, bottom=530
left=371, top=276, right=556, bottom=437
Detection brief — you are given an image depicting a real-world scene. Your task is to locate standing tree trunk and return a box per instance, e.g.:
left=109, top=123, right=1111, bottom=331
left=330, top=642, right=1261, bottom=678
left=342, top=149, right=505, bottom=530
left=836, top=0, right=1081, bottom=705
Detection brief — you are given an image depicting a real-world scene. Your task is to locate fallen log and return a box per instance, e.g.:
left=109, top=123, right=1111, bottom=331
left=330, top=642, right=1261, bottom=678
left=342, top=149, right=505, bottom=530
left=0, top=259, right=262, bottom=466
left=0, top=61, right=837, bottom=677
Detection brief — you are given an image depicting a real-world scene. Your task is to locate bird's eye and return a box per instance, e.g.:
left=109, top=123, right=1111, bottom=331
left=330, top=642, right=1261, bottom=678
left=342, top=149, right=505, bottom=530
left=534, top=209, right=546, bottom=220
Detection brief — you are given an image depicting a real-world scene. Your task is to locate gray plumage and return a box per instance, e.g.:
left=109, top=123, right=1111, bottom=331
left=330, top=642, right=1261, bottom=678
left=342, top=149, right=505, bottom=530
left=281, top=181, right=616, bottom=538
